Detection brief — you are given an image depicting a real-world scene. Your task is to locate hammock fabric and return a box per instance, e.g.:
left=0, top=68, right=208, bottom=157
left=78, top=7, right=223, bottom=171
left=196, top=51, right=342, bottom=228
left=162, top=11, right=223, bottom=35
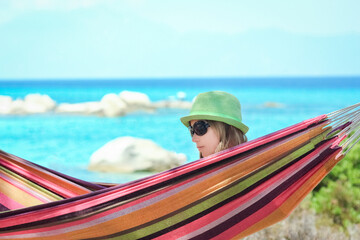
left=0, top=103, right=359, bottom=240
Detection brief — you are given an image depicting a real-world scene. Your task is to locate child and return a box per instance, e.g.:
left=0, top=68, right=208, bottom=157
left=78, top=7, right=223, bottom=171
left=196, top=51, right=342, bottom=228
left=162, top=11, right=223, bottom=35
left=181, top=91, right=249, bottom=158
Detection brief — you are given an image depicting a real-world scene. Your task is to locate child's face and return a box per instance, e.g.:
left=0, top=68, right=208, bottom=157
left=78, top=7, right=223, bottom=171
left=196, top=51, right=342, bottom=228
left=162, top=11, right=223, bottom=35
left=190, top=120, right=220, bottom=157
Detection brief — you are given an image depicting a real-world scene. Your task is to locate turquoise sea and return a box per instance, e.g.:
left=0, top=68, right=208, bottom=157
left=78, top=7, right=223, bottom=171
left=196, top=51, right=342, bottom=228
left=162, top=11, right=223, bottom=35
left=0, top=77, right=359, bottom=183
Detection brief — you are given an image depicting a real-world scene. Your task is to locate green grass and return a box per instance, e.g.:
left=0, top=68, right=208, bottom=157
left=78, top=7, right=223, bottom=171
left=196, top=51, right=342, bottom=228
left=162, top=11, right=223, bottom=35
left=311, top=141, right=360, bottom=227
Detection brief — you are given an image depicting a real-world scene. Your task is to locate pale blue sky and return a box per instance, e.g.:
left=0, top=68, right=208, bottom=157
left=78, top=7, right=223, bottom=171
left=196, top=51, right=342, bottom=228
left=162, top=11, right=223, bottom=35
left=0, top=0, right=359, bottom=79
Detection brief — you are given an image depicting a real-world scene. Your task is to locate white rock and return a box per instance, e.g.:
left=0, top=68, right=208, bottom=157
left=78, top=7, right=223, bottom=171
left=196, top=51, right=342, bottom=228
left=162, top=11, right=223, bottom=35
left=119, top=91, right=151, bottom=108
left=89, top=137, right=187, bottom=173
left=10, top=99, right=25, bottom=114
left=56, top=102, right=103, bottom=115
left=24, top=94, right=56, bottom=113
left=0, top=96, right=13, bottom=114
left=56, top=103, right=84, bottom=114
left=85, top=102, right=103, bottom=115
left=101, top=93, right=127, bottom=117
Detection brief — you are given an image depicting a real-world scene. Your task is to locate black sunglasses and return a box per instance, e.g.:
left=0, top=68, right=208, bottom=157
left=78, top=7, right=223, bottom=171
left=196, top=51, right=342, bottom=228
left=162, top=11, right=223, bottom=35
left=188, top=120, right=210, bottom=137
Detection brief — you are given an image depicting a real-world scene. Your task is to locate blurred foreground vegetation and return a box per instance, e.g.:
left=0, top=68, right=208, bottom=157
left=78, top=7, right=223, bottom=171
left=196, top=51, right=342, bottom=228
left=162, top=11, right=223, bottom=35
left=244, top=142, right=360, bottom=239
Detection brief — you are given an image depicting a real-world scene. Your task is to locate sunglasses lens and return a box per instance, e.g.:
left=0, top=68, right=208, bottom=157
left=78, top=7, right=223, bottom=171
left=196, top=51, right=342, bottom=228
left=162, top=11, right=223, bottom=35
left=190, top=121, right=209, bottom=136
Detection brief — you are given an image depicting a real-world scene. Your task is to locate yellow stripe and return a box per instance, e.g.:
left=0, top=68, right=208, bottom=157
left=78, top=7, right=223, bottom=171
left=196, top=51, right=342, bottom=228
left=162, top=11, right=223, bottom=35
left=0, top=177, right=44, bottom=208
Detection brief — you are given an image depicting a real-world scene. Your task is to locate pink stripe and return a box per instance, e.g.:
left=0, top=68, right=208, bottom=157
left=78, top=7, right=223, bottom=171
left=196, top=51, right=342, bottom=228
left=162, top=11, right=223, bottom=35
left=0, top=192, right=25, bottom=210
left=332, top=134, right=347, bottom=147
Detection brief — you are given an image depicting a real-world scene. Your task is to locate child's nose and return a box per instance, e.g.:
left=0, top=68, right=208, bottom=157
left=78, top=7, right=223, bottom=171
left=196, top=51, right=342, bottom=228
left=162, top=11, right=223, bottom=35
left=192, top=134, right=200, bottom=142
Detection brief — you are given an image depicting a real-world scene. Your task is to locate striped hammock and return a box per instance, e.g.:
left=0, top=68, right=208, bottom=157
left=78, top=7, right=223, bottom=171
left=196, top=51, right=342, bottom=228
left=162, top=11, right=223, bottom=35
left=0, top=103, right=359, bottom=240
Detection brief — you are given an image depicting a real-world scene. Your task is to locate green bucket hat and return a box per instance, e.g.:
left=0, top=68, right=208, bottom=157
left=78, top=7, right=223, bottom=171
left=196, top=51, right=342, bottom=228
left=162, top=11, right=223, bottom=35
left=181, top=91, right=249, bottom=134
